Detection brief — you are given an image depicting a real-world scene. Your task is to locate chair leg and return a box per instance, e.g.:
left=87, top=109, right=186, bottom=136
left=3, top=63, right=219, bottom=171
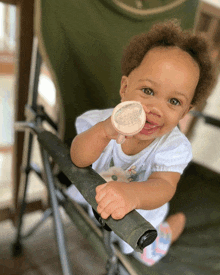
left=40, top=147, right=73, bottom=275
left=12, top=131, right=34, bottom=257
left=103, top=230, right=119, bottom=275
left=12, top=37, right=42, bottom=257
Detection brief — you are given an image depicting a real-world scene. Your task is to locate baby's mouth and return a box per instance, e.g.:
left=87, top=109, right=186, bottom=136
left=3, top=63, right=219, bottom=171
left=144, top=122, right=158, bottom=130
left=144, top=118, right=159, bottom=128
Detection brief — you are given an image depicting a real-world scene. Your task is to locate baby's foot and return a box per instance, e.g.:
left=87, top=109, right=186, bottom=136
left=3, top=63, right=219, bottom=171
left=166, top=212, right=186, bottom=243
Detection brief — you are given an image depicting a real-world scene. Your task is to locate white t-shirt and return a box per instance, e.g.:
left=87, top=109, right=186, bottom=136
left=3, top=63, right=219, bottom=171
left=67, top=108, right=192, bottom=253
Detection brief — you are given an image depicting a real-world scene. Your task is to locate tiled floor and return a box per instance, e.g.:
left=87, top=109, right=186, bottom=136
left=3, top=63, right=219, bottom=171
left=0, top=210, right=106, bottom=275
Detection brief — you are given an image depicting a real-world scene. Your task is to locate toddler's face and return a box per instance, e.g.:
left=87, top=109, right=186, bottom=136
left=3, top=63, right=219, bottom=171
left=119, top=46, right=200, bottom=142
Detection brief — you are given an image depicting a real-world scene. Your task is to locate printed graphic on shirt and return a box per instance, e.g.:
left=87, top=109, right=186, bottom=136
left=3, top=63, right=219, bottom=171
left=99, top=157, right=139, bottom=182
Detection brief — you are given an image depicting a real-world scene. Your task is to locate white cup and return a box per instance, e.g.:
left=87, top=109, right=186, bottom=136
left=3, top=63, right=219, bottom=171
left=111, top=101, right=146, bottom=144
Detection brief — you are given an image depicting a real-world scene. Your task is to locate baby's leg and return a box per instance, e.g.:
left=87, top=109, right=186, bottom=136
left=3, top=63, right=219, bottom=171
left=166, top=212, right=186, bottom=243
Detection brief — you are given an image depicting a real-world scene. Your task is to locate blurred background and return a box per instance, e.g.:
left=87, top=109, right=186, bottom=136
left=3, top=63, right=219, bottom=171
left=0, top=0, right=220, bottom=274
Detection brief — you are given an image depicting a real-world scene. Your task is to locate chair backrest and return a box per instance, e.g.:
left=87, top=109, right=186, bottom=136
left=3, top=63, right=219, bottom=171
left=35, top=0, right=199, bottom=146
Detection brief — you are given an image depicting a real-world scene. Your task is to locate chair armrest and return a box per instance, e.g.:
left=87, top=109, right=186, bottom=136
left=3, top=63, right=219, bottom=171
left=37, top=129, right=157, bottom=252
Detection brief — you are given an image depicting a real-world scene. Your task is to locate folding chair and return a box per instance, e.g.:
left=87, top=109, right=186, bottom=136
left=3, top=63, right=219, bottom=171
left=12, top=0, right=220, bottom=274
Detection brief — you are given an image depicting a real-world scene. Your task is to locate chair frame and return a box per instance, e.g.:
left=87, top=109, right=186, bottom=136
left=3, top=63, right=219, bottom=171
left=12, top=37, right=157, bottom=275
left=12, top=37, right=74, bottom=274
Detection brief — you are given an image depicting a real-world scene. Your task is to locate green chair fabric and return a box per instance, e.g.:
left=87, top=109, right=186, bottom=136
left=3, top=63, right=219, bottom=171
left=35, top=0, right=199, bottom=146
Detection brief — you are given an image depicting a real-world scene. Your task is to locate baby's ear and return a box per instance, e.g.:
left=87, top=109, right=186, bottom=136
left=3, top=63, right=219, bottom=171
left=119, top=76, right=128, bottom=101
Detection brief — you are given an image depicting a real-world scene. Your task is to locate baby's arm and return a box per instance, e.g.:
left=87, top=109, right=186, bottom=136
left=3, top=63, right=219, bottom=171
left=70, top=117, right=118, bottom=167
left=135, top=171, right=180, bottom=210
left=95, top=171, right=180, bottom=220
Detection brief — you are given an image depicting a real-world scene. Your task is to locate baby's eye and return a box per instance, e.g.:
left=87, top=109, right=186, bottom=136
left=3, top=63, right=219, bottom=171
left=169, top=98, right=181, bottom=106
left=142, top=88, right=154, bottom=95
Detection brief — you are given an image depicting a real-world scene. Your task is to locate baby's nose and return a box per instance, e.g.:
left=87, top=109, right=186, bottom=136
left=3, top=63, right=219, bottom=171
left=144, top=105, right=162, bottom=118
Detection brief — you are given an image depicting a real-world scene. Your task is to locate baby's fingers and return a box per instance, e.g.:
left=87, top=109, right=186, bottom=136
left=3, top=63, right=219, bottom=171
left=96, top=183, right=107, bottom=193
left=98, top=201, right=118, bottom=220
left=111, top=208, right=126, bottom=220
left=97, top=194, right=113, bottom=214
left=95, top=183, right=107, bottom=203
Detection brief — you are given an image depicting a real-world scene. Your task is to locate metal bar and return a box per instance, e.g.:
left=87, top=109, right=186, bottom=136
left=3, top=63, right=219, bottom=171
left=30, top=163, right=44, bottom=181
left=14, top=121, right=43, bottom=134
left=13, top=37, right=42, bottom=246
left=22, top=208, right=53, bottom=239
left=40, top=147, right=73, bottom=275
left=191, top=110, right=220, bottom=128
left=27, top=37, right=42, bottom=111
left=103, top=230, right=118, bottom=275
left=40, top=106, right=58, bottom=131
left=14, top=130, right=34, bottom=244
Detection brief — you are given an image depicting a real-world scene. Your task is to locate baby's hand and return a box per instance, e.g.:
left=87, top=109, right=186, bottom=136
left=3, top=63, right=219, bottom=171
left=101, top=116, right=133, bottom=142
left=95, top=181, right=138, bottom=220
left=101, top=117, right=119, bottom=140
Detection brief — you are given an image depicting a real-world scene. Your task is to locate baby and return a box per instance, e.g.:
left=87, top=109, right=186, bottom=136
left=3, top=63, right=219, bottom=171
left=69, top=20, right=217, bottom=267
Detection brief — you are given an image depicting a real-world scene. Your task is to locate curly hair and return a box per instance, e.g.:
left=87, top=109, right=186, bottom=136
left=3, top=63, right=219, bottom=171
left=121, top=19, right=218, bottom=106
